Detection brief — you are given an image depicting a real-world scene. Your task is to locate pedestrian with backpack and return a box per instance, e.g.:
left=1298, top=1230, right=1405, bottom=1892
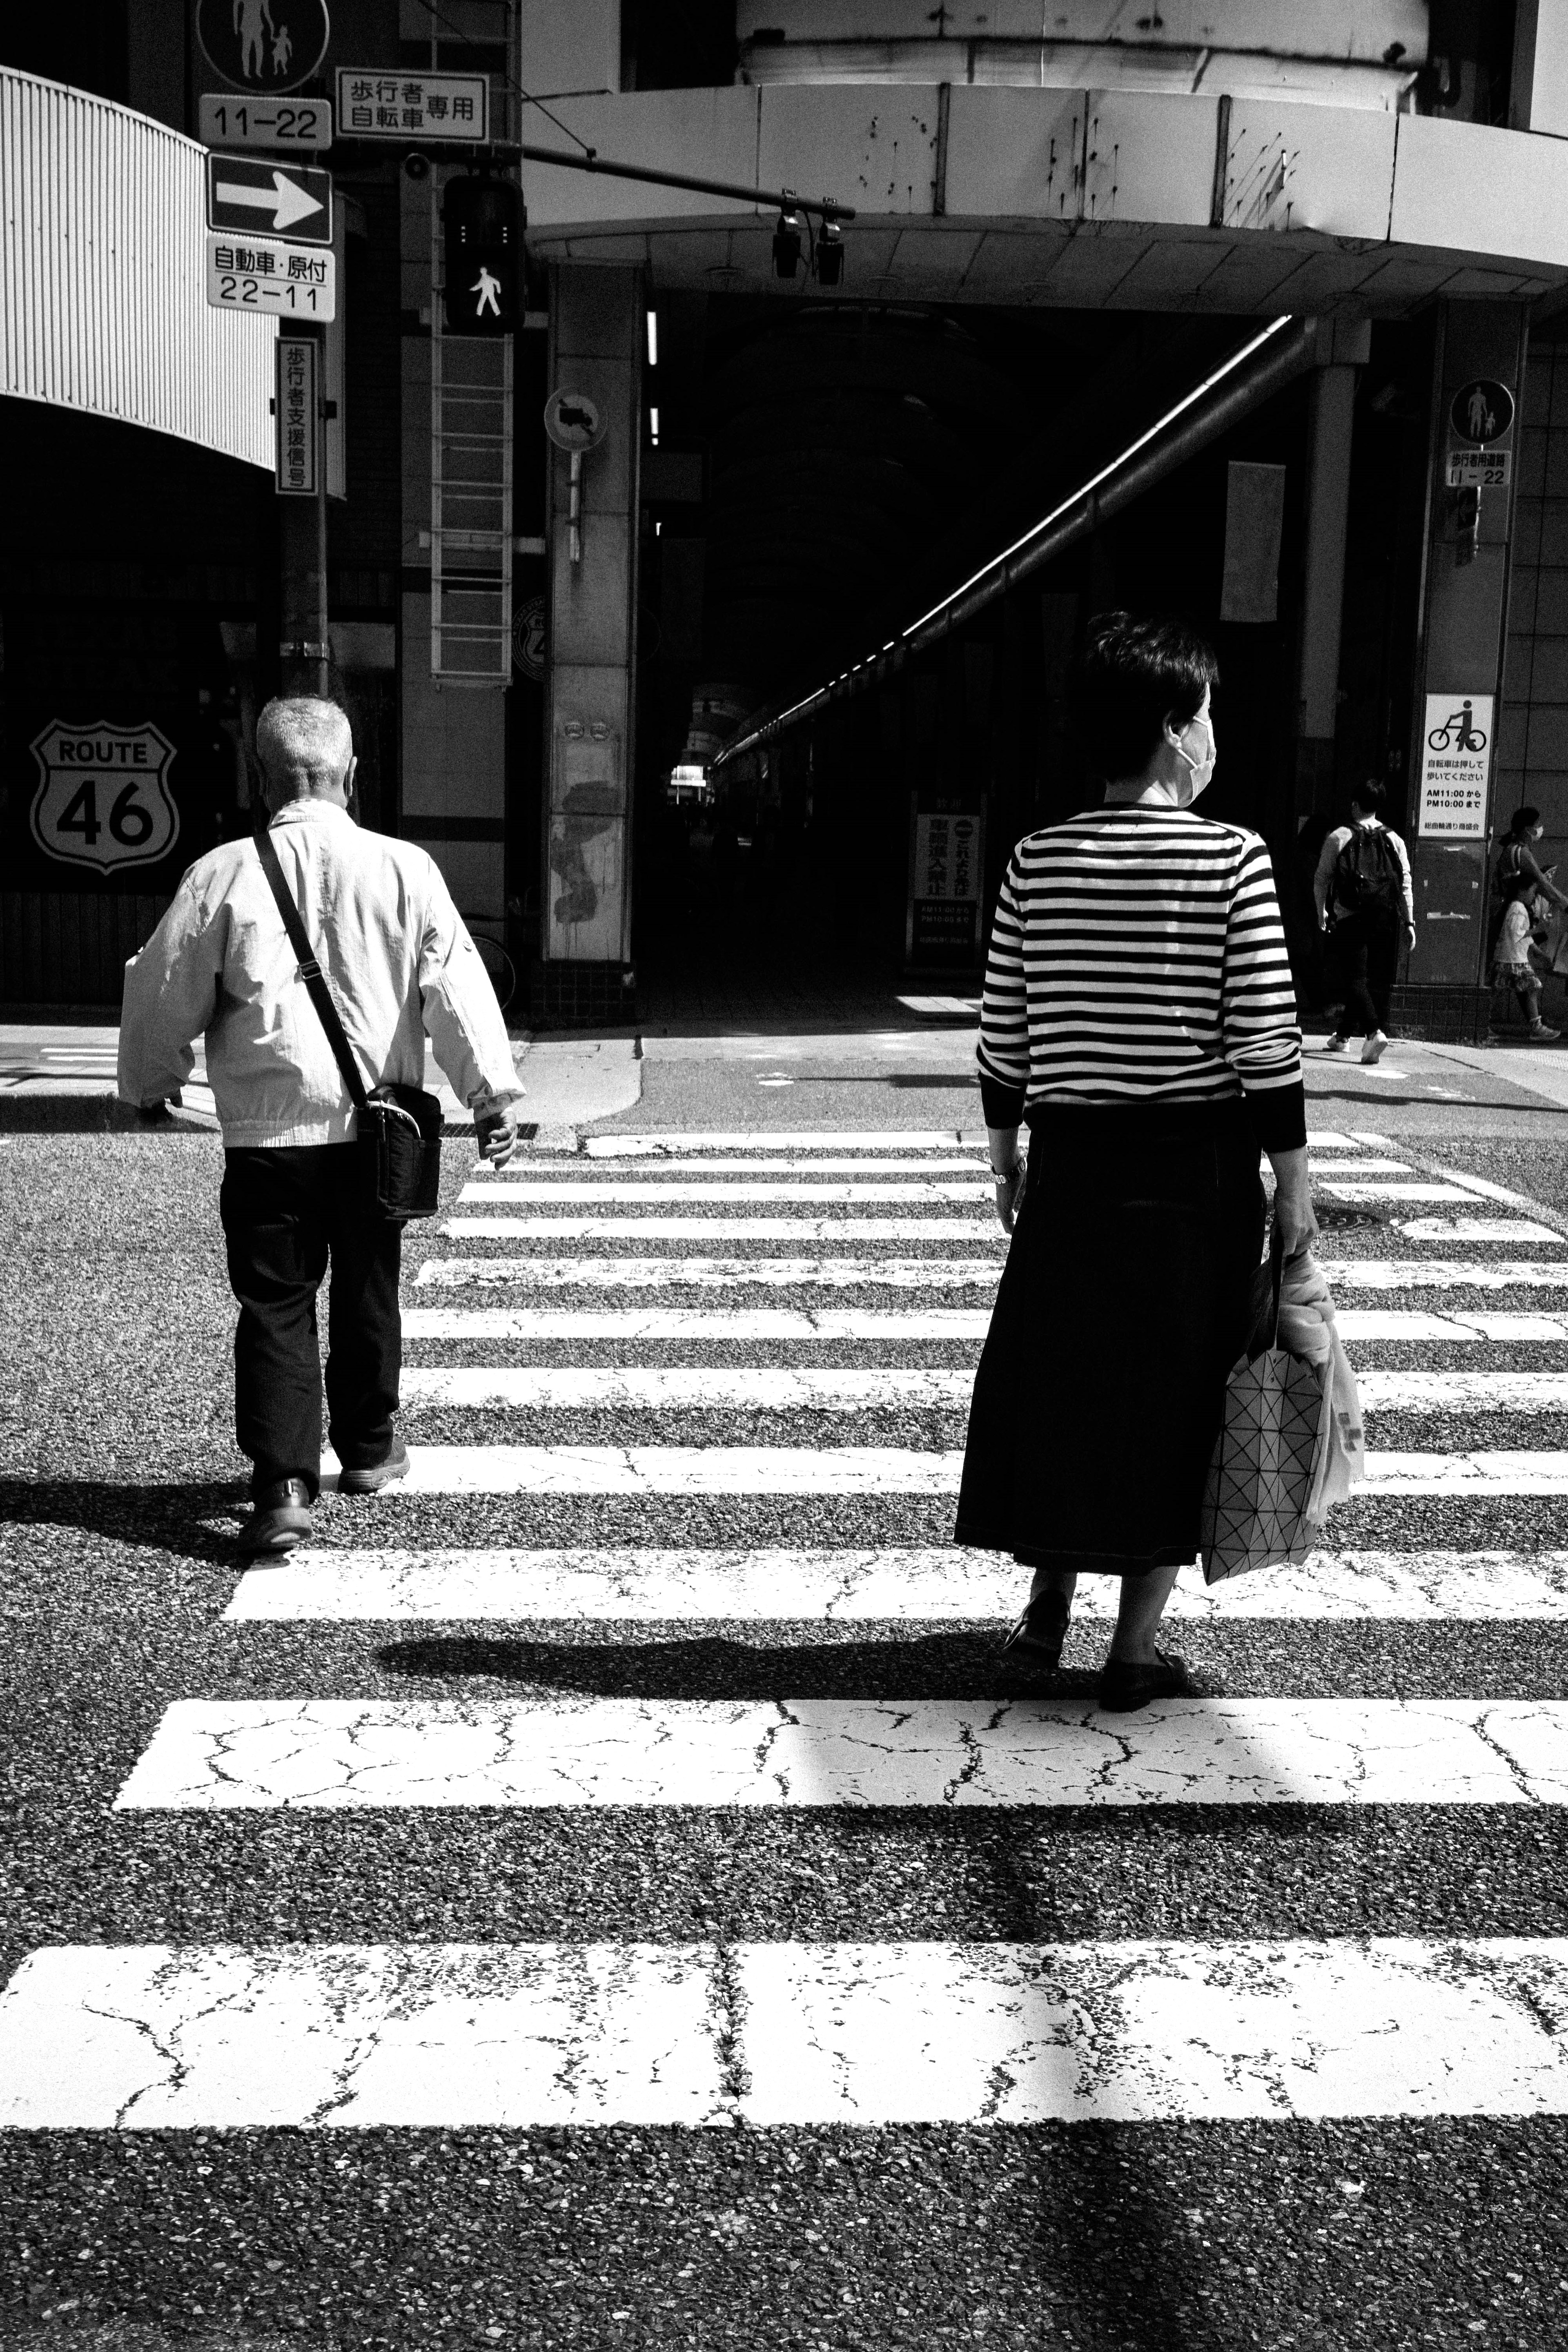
left=1312, top=780, right=1415, bottom=1064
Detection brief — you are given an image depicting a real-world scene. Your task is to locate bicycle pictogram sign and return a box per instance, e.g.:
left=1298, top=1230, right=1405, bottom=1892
left=1428, top=700, right=1488, bottom=754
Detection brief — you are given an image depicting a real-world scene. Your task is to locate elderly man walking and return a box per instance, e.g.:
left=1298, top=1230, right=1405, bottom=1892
left=118, top=695, right=524, bottom=1554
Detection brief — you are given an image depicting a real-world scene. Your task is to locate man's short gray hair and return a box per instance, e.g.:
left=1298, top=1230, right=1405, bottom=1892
left=256, top=696, right=354, bottom=793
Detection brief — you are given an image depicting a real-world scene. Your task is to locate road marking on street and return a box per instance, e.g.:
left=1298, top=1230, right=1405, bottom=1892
left=413, top=1257, right=1003, bottom=1291
left=1396, top=1218, right=1566, bottom=1245
left=440, top=1217, right=1004, bottom=1242
left=402, top=1308, right=989, bottom=1340
left=8, top=1937, right=1568, bottom=2128
left=492, top=1159, right=991, bottom=1177
left=395, top=1364, right=1568, bottom=1415
left=1319, top=1182, right=1495, bottom=1203
left=1356, top=1370, right=1568, bottom=1411
left=457, top=1182, right=996, bottom=1203
left=112, top=1696, right=1568, bottom=1811
left=1318, top=1261, right=1568, bottom=1291
left=401, top=1305, right=1567, bottom=1343
left=400, top=1368, right=973, bottom=1409
left=1361, top=1451, right=1568, bottom=1491
left=314, top=1445, right=964, bottom=1493
left=572, top=1129, right=1369, bottom=1155
left=225, top=1546, right=1568, bottom=1625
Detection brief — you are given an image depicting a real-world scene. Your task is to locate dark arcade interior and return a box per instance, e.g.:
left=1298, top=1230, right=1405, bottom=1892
left=632, top=295, right=1437, bottom=1011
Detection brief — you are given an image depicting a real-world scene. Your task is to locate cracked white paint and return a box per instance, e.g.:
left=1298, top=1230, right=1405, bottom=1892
left=736, top=1939, right=1568, bottom=2125
left=7, top=1939, right=1568, bottom=2128
left=1318, top=1183, right=1492, bottom=1204
left=454, top=1182, right=995, bottom=1203
left=112, top=1697, right=1568, bottom=1812
left=412, top=1257, right=1004, bottom=1292
left=396, top=1364, right=1566, bottom=1417
left=223, top=1547, right=1568, bottom=1625
left=1397, top=1218, right=1564, bottom=1245
left=1363, top=1451, right=1568, bottom=1491
left=582, top=1131, right=967, bottom=1154
left=1356, top=1371, right=1568, bottom=1412
left=439, top=1216, right=1002, bottom=1241
left=401, top=1308, right=989, bottom=1341
left=399, top=1368, right=974, bottom=1409
left=400, top=1305, right=1566, bottom=1344
left=316, top=1445, right=963, bottom=1494
left=485, top=1158, right=989, bottom=1177
left=1319, top=1261, right=1568, bottom=1291
left=0, top=1944, right=728, bottom=2129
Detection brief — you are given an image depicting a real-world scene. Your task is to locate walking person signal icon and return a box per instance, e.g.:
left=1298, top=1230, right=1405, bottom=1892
left=442, top=179, right=524, bottom=336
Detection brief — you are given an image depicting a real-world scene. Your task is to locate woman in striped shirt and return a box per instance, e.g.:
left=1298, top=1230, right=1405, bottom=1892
left=954, top=610, right=1316, bottom=1710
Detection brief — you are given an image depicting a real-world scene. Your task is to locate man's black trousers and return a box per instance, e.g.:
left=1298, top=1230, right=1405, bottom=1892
left=220, top=1144, right=401, bottom=1497
left=1332, top=908, right=1402, bottom=1039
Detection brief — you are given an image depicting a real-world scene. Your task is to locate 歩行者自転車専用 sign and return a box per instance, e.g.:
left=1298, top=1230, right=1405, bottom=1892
left=335, top=69, right=488, bottom=143
left=1417, top=693, right=1493, bottom=839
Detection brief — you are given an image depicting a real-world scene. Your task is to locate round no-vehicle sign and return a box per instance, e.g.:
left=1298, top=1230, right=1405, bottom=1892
left=29, top=722, right=180, bottom=874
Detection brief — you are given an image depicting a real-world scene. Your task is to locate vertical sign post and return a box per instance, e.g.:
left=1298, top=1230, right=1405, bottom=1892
left=275, top=335, right=318, bottom=495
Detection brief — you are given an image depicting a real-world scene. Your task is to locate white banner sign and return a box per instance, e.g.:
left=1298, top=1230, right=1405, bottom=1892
left=1417, top=692, right=1493, bottom=838
left=205, top=234, right=336, bottom=321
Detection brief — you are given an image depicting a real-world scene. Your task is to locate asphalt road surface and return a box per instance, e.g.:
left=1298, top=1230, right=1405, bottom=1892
left=4, top=1039, right=1568, bottom=2352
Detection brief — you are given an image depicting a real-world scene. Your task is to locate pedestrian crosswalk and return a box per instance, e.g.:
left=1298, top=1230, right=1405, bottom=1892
left=5, top=1116, right=1568, bottom=2140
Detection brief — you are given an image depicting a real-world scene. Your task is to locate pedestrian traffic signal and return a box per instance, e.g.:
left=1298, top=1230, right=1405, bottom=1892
left=442, top=177, right=523, bottom=336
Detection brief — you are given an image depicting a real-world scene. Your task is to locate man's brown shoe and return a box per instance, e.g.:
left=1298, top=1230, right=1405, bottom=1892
left=336, top=1436, right=410, bottom=1495
left=239, top=1477, right=313, bottom=1556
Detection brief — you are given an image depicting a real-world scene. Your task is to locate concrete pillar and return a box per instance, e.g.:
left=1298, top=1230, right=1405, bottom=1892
left=1406, top=301, right=1529, bottom=986
left=538, top=265, right=641, bottom=1025
left=1294, top=319, right=1370, bottom=817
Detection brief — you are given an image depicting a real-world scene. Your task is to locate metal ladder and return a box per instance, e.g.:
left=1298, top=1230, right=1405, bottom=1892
left=430, top=180, right=513, bottom=684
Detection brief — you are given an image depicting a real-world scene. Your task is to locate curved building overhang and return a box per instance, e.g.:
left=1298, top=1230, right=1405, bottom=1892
left=523, top=84, right=1568, bottom=315
left=1, top=68, right=274, bottom=467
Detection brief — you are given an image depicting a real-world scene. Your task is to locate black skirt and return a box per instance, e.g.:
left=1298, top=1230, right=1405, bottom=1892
left=954, top=1099, right=1266, bottom=1575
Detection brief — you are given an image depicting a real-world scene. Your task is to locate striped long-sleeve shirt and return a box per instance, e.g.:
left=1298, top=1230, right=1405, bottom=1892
left=977, top=805, right=1306, bottom=1151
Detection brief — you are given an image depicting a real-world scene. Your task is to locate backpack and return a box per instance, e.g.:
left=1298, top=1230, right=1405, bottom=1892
left=1333, top=824, right=1403, bottom=914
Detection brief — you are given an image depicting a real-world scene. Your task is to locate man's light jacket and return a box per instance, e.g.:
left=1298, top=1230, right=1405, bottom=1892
left=117, top=799, right=523, bottom=1147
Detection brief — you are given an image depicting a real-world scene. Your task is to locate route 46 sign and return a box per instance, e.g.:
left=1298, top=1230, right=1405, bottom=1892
left=29, top=722, right=179, bottom=874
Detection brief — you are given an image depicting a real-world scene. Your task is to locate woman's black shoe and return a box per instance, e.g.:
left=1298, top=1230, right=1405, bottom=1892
left=1000, top=1594, right=1071, bottom=1670
left=1096, top=1647, right=1197, bottom=1714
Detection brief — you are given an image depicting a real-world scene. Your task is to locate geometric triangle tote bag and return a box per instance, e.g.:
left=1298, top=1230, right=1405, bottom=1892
left=1200, top=1222, right=1330, bottom=1587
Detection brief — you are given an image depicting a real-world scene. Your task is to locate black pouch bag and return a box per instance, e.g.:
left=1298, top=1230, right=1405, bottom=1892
left=254, top=820, right=442, bottom=1221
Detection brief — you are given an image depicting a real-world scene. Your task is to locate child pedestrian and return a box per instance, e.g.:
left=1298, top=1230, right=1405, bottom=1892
left=1491, top=892, right=1561, bottom=1041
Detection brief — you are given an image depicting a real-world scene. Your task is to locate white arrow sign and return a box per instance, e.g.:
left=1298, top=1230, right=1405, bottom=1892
left=214, top=169, right=324, bottom=234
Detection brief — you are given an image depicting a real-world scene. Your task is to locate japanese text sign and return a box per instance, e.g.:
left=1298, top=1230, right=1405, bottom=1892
left=335, top=69, right=488, bottom=142
left=205, top=233, right=336, bottom=321
left=1417, top=693, right=1493, bottom=839
left=276, top=336, right=318, bottom=496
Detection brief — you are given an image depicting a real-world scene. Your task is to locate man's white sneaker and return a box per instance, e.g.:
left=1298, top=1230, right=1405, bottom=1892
left=1361, top=1031, right=1389, bottom=1065
left=1322, top=1036, right=1350, bottom=1054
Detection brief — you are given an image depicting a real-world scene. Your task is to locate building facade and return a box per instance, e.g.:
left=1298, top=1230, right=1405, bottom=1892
left=6, top=2, right=1568, bottom=1020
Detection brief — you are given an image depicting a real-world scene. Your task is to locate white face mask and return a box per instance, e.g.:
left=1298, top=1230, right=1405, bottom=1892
left=1172, top=713, right=1216, bottom=801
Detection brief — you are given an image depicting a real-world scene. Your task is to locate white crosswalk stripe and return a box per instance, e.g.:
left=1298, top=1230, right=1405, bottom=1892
left=402, top=1305, right=1568, bottom=1342
left=412, top=1256, right=1004, bottom=1290
left=225, top=1548, right=1568, bottom=1624
left=112, top=1695, right=1568, bottom=1811
left=6, top=1938, right=1568, bottom=2127
left=310, top=1443, right=1568, bottom=1495
left=16, top=1117, right=1568, bottom=2152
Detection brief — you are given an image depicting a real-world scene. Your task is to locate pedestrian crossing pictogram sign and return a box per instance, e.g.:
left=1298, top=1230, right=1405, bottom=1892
left=29, top=722, right=180, bottom=874
left=196, top=0, right=330, bottom=95
left=206, top=152, right=332, bottom=242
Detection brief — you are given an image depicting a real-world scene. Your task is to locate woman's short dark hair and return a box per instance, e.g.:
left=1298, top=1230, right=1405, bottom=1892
left=1509, top=804, right=1542, bottom=835
left=1350, top=777, right=1387, bottom=816
left=1073, top=611, right=1220, bottom=782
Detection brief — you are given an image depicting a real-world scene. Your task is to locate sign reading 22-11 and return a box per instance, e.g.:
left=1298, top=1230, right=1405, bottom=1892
left=30, top=722, right=180, bottom=873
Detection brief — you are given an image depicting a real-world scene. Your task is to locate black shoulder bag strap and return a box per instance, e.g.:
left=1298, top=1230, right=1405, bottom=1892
left=253, top=819, right=370, bottom=1114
